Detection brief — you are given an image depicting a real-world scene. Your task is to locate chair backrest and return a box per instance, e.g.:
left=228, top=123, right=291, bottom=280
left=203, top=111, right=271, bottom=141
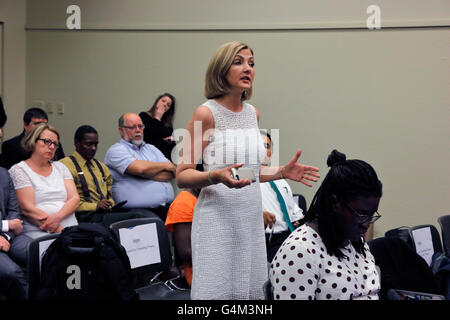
left=408, top=224, right=443, bottom=266
left=27, top=233, right=60, bottom=299
left=368, top=236, right=441, bottom=299
left=263, top=279, right=273, bottom=300
left=437, top=215, right=450, bottom=256
left=292, top=193, right=307, bottom=213
left=384, top=226, right=414, bottom=250
left=110, top=217, right=172, bottom=287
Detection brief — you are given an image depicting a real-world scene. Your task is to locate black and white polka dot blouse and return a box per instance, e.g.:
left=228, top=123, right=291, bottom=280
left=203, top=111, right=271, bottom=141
left=269, top=225, right=380, bottom=300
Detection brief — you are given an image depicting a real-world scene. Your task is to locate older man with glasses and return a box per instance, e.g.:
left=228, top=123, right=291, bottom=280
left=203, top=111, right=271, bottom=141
left=104, top=113, right=175, bottom=221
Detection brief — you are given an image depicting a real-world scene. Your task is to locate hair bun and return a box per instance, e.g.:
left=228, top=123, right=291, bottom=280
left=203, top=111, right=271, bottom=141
left=327, top=149, right=346, bottom=167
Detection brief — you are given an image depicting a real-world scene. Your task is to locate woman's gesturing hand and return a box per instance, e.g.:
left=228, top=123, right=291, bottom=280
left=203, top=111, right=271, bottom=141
left=283, top=149, right=320, bottom=187
left=210, top=163, right=253, bottom=189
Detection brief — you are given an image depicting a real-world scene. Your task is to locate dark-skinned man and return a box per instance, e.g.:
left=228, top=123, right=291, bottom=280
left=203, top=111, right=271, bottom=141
left=60, top=125, right=145, bottom=226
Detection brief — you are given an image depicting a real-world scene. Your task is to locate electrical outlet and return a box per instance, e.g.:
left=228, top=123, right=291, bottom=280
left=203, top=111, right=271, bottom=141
left=46, top=102, right=53, bottom=114
left=57, top=103, right=65, bottom=114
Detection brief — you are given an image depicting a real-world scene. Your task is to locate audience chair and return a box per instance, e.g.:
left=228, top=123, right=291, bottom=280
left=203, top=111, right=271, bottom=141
left=368, top=236, right=442, bottom=300
left=263, top=279, right=273, bottom=300
left=110, top=217, right=190, bottom=300
left=292, top=193, right=307, bottom=213
left=27, top=233, right=60, bottom=299
left=408, top=224, right=443, bottom=265
left=438, top=215, right=450, bottom=257
left=384, top=226, right=414, bottom=250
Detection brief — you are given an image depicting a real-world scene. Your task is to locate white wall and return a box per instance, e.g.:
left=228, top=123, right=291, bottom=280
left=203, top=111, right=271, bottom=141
left=26, top=0, right=450, bottom=29
left=25, top=1, right=450, bottom=238
left=0, top=0, right=27, bottom=139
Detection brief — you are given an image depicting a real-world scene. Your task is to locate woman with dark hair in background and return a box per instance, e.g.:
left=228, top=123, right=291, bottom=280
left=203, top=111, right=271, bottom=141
left=270, top=149, right=382, bottom=300
left=139, top=93, right=176, bottom=161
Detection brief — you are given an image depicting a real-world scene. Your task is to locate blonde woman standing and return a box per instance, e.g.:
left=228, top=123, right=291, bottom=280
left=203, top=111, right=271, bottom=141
left=176, top=42, right=320, bottom=299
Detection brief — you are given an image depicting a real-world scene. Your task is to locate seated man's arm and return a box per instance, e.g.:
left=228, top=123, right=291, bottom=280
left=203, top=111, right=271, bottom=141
left=126, top=160, right=175, bottom=180
left=6, top=174, right=23, bottom=237
left=152, top=170, right=175, bottom=182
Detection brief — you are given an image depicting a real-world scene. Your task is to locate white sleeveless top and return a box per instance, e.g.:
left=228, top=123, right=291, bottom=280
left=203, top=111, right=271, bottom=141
left=9, top=161, right=78, bottom=238
left=191, top=99, right=267, bottom=299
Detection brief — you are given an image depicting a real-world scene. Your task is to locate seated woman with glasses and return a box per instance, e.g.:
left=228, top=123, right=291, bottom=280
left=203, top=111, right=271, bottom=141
left=9, top=124, right=79, bottom=239
left=269, top=149, right=382, bottom=300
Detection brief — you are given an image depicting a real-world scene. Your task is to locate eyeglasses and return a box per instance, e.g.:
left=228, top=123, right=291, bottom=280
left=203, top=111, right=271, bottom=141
left=344, top=203, right=381, bottom=224
left=120, top=124, right=145, bottom=131
left=37, top=138, right=60, bottom=149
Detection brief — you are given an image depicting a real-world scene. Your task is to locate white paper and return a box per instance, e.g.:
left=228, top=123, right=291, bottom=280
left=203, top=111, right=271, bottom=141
left=412, top=227, right=434, bottom=266
left=118, top=223, right=161, bottom=269
left=39, top=239, right=56, bottom=272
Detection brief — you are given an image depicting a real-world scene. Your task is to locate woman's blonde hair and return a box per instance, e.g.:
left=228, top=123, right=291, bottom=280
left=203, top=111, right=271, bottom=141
left=204, top=41, right=254, bottom=101
left=21, top=123, right=60, bottom=156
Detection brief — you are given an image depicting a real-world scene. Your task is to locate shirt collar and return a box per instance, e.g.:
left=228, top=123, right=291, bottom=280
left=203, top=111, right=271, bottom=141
left=72, top=151, right=90, bottom=166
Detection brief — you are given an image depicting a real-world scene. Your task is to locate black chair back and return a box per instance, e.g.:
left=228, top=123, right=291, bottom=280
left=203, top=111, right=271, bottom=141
left=27, top=233, right=60, bottom=299
left=438, top=215, right=450, bottom=256
left=368, top=237, right=441, bottom=299
left=263, top=280, right=273, bottom=300
left=110, top=217, right=172, bottom=287
left=293, top=193, right=307, bottom=213
left=408, top=224, right=443, bottom=263
left=110, top=217, right=190, bottom=300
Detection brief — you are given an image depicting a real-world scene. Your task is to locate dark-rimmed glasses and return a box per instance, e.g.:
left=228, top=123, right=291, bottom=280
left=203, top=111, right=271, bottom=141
left=121, top=124, right=145, bottom=131
left=37, top=138, right=60, bottom=149
left=345, top=203, right=381, bottom=224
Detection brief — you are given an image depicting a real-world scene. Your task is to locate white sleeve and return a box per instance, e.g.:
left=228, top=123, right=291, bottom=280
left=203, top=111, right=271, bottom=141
left=1, top=220, right=8, bottom=232
left=8, top=165, right=32, bottom=190
left=291, top=202, right=303, bottom=221
left=281, top=181, right=303, bottom=221
left=55, top=162, right=74, bottom=180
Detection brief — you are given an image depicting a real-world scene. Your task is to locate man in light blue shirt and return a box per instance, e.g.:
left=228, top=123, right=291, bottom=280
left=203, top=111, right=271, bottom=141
left=104, top=113, right=176, bottom=221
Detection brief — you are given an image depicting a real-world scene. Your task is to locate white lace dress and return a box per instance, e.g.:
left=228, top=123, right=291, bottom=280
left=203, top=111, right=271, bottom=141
left=9, top=161, right=78, bottom=239
left=191, top=99, right=267, bottom=299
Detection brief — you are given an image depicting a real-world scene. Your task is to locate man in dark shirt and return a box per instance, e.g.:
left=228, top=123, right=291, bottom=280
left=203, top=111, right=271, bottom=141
left=0, top=107, right=65, bottom=168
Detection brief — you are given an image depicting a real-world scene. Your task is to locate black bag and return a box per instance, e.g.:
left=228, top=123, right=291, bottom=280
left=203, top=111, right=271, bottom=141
left=34, top=223, right=139, bottom=300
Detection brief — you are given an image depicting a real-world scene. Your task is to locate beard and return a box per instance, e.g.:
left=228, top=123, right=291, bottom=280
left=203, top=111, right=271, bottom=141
left=130, top=138, right=143, bottom=147
left=124, top=132, right=143, bottom=147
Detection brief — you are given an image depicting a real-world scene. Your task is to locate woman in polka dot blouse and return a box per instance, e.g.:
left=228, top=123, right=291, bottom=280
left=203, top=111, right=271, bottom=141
left=270, top=150, right=382, bottom=300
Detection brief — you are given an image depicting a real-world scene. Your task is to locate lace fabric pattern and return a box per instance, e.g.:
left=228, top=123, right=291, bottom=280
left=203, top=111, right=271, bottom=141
left=191, top=100, right=267, bottom=299
left=8, top=161, right=78, bottom=238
